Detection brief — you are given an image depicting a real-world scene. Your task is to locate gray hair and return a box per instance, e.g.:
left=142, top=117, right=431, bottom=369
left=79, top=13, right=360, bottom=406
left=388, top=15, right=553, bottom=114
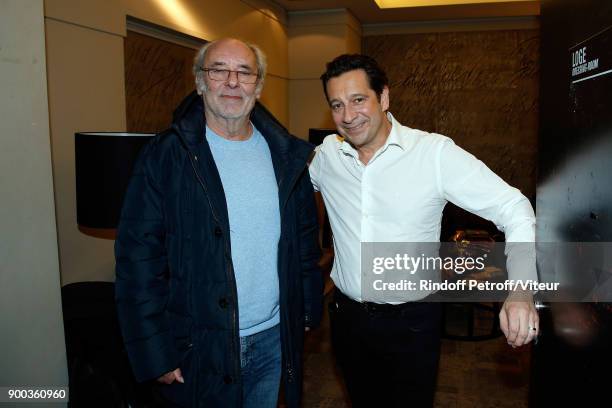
left=193, top=39, right=267, bottom=95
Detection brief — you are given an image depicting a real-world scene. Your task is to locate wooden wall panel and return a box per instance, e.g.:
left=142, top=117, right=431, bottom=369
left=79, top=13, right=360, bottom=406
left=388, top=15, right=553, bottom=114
left=125, top=31, right=199, bottom=133
left=364, top=30, right=539, bottom=201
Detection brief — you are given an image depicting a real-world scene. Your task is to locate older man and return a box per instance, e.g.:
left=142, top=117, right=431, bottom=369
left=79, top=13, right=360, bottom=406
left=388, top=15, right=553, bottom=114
left=115, top=38, right=322, bottom=408
left=309, top=54, right=538, bottom=407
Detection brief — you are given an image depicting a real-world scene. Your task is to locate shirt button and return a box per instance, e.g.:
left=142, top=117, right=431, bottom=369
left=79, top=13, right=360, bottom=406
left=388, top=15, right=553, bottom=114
left=223, top=375, right=233, bottom=384
left=214, top=226, right=223, bottom=237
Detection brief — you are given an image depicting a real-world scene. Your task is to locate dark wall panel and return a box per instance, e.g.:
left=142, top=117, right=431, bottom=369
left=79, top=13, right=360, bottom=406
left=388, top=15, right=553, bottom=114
left=538, top=0, right=612, bottom=242
left=534, top=1, right=612, bottom=406
left=124, top=31, right=198, bottom=133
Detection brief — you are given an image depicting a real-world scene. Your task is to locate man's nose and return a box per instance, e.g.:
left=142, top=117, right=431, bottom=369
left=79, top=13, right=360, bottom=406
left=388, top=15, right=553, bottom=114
left=342, top=106, right=356, bottom=123
left=226, top=71, right=240, bottom=87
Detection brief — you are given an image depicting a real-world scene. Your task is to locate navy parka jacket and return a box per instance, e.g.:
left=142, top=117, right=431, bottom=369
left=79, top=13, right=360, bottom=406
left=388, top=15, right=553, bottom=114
left=115, top=91, right=323, bottom=407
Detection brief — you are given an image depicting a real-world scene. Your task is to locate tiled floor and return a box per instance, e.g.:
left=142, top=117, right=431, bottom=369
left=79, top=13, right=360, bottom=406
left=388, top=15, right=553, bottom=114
left=300, top=298, right=532, bottom=408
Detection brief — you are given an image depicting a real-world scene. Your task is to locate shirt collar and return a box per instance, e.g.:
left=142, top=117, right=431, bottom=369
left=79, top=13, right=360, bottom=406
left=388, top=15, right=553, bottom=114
left=385, top=112, right=410, bottom=151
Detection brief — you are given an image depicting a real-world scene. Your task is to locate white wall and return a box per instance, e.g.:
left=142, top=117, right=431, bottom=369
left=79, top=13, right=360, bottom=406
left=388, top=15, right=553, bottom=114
left=288, top=10, right=362, bottom=139
left=0, top=0, right=68, bottom=400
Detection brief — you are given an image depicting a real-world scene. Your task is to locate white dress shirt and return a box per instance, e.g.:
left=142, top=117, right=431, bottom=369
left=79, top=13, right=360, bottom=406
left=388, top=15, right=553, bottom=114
left=309, top=112, right=536, bottom=302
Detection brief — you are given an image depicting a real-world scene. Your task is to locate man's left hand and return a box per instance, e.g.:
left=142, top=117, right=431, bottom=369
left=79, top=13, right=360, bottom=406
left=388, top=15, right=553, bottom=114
left=499, top=292, right=539, bottom=347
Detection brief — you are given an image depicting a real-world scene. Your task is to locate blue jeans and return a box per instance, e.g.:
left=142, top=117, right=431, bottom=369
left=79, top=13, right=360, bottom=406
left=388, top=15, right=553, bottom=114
left=240, top=324, right=282, bottom=408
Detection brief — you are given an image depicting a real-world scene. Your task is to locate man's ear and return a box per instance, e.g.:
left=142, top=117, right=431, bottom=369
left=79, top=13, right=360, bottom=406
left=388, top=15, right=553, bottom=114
left=255, top=81, right=264, bottom=99
left=380, top=86, right=390, bottom=111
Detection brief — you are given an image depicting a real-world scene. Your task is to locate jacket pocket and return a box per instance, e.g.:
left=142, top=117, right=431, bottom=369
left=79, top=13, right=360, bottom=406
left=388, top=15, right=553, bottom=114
left=168, top=311, right=193, bottom=351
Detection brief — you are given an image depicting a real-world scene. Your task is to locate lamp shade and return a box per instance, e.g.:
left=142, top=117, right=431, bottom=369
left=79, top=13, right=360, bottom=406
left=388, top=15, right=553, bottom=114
left=75, top=132, right=154, bottom=228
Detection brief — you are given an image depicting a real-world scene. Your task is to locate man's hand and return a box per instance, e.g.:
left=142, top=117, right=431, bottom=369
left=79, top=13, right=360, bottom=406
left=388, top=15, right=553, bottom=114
left=499, top=292, right=539, bottom=347
left=157, top=368, right=184, bottom=384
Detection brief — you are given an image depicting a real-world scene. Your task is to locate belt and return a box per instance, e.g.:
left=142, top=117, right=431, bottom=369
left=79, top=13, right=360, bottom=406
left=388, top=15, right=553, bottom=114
left=333, top=288, right=434, bottom=315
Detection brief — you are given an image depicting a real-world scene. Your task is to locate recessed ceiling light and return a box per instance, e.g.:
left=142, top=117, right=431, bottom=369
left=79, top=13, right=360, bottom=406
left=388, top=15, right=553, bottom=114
left=374, top=0, right=532, bottom=8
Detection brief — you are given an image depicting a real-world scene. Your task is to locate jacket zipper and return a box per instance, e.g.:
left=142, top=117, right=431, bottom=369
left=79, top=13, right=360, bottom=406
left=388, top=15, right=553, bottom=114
left=187, top=152, right=221, bottom=224
left=187, top=151, right=242, bottom=397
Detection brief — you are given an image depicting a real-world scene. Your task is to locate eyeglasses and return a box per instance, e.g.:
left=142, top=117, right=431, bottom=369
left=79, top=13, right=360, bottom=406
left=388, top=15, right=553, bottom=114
left=201, top=68, right=259, bottom=84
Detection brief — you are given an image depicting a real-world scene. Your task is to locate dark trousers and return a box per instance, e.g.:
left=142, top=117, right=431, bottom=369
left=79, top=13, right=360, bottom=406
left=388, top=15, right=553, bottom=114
left=330, top=289, right=442, bottom=408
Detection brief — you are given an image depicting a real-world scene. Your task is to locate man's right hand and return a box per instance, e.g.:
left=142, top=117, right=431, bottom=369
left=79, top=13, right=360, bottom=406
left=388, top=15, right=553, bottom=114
left=157, top=368, right=184, bottom=384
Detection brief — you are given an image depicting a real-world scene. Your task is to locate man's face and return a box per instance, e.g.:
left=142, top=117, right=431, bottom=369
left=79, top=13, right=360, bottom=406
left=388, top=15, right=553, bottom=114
left=201, top=39, right=261, bottom=121
left=326, top=69, right=389, bottom=152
